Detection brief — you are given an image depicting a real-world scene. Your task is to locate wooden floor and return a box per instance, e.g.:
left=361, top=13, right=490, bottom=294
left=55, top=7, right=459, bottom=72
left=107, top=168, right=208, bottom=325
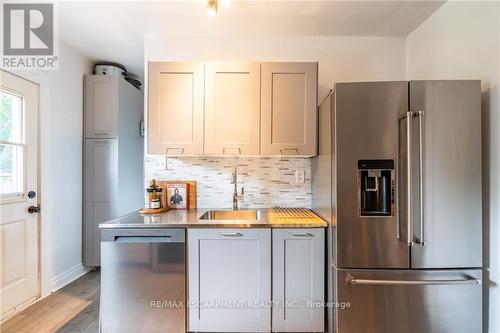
left=1, top=270, right=100, bottom=333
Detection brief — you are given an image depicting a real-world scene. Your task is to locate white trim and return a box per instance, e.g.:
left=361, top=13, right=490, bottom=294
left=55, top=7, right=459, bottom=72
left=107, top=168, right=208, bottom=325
left=2, top=264, right=90, bottom=323
left=0, top=296, right=40, bottom=323
left=50, top=264, right=91, bottom=293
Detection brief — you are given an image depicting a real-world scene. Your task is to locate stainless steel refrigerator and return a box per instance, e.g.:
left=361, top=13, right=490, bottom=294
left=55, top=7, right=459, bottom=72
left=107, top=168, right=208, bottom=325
left=312, top=81, right=483, bottom=333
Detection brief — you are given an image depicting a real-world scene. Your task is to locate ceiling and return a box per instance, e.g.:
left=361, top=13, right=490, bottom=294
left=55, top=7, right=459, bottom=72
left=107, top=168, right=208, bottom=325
left=59, top=0, right=445, bottom=78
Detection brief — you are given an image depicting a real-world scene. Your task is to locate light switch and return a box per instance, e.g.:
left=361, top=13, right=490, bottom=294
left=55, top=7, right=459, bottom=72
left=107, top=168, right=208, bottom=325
left=295, top=169, right=305, bottom=184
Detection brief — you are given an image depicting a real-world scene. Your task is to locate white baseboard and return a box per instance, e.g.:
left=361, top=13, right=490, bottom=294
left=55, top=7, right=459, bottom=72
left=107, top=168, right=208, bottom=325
left=50, top=263, right=91, bottom=292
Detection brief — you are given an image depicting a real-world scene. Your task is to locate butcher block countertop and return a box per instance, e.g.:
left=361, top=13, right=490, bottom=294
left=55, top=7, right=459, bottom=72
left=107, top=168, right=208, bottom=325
left=99, top=208, right=327, bottom=229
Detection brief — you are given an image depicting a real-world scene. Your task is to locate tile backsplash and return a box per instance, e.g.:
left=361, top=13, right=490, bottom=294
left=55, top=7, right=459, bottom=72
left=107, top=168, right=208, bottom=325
left=144, top=156, right=312, bottom=209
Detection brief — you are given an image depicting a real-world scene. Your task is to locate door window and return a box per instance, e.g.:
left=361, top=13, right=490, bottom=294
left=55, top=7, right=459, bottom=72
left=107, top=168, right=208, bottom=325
left=0, top=90, right=25, bottom=199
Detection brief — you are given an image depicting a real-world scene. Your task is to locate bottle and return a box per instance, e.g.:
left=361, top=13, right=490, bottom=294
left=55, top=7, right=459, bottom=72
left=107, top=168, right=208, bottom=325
left=146, top=179, right=162, bottom=209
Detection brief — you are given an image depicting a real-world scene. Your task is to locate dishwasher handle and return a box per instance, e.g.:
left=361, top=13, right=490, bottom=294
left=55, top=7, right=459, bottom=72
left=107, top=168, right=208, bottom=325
left=101, top=229, right=185, bottom=243
left=114, top=236, right=172, bottom=243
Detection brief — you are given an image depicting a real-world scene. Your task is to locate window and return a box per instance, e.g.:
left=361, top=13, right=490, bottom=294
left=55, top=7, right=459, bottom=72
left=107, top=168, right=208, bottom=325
left=0, top=89, right=24, bottom=198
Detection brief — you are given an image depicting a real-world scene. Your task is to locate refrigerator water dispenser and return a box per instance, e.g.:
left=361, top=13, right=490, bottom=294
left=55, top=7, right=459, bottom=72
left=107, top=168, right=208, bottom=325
left=358, top=160, right=394, bottom=217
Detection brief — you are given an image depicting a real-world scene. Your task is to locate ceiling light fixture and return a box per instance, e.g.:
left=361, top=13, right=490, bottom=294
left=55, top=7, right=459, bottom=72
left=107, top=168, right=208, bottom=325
left=206, top=0, right=230, bottom=17
left=206, top=0, right=218, bottom=17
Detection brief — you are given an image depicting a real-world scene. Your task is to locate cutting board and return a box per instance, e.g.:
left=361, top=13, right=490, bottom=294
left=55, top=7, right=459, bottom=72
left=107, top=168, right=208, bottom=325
left=267, top=208, right=322, bottom=224
left=157, top=180, right=197, bottom=209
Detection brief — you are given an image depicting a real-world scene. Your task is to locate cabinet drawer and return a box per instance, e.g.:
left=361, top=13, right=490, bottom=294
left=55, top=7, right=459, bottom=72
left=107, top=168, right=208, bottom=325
left=336, top=268, right=482, bottom=333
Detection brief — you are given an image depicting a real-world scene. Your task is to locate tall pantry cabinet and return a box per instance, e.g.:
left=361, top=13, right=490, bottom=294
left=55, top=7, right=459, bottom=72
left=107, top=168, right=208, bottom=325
left=83, top=75, right=144, bottom=267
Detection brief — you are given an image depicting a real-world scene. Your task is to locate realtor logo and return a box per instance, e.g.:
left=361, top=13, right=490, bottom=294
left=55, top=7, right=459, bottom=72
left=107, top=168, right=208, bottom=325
left=1, top=3, right=58, bottom=69
left=4, top=3, right=53, bottom=55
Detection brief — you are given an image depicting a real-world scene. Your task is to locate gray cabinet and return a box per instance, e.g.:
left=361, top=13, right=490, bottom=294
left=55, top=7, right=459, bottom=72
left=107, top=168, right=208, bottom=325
left=147, top=61, right=318, bottom=156
left=84, top=75, right=119, bottom=138
left=204, top=62, right=261, bottom=155
left=272, top=228, right=325, bottom=332
left=83, top=75, right=143, bottom=267
left=83, top=139, right=117, bottom=266
left=148, top=62, right=204, bottom=155
left=261, top=63, right=318, bottom=156
left=188, top=229, right=271, bottom=332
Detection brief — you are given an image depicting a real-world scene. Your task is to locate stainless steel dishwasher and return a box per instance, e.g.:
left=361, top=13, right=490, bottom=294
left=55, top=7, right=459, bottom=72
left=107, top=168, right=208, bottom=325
left=100, top=228, right=185, bottom=332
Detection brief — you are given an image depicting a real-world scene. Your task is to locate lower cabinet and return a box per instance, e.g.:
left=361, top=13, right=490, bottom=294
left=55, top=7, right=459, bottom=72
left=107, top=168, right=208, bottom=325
left=83, top=139, right=118, bottom=267
left=272, top=228, right=325, bottom=332
left=188, top=229, right=272, bottom=332
left=187, top=228, right=324, bottom=333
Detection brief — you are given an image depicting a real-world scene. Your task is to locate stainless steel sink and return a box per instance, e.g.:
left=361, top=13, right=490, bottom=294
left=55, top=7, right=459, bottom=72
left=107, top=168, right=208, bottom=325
left=199, top=210, right=263, bottom=221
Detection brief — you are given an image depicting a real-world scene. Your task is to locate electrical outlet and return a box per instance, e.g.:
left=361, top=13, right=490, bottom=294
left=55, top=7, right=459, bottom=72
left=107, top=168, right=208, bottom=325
left=295, top=169, right=305, bottom=184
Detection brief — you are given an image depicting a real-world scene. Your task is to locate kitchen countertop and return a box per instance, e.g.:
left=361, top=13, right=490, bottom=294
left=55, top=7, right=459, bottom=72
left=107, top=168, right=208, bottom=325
left=99, top=208, right=327, bottom=229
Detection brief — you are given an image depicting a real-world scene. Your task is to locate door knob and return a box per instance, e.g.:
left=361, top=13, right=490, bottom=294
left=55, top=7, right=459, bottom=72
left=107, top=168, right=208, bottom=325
left=28, top=205, right=40, bottom=214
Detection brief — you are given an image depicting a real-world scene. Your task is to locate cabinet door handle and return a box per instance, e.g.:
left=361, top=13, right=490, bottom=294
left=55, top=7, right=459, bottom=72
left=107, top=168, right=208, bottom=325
left=290, top=232, right=313, bottom=237
left=280, top=148, right=299, bottom=155
left=166, top=148, right=185, bottom=155
left=94, top=132, right=108, bottom=136
left=223, top=147, right=242, bottom=155
left=220, top=232, right=243, bottom=237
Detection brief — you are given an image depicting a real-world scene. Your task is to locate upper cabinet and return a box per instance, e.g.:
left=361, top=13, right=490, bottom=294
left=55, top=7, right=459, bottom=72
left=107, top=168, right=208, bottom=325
left=261, top=62, right=318, bottom=156
left=147, top=61, right=318, bottom=156
left=204, top=62, right=261, bottom=155
left=148, top=62, right=204, bottom=155
left=85, top=75, right=119, bottom=138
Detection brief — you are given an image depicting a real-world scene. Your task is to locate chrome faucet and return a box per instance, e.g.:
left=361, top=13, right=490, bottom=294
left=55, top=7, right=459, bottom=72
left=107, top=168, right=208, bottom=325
left=231, top=166, right=244, bottom=210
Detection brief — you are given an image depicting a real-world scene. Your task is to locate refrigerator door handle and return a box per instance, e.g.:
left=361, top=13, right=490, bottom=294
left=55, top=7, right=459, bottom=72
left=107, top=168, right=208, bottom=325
left=398, top=111, right=413, bottom=244
left=405, top=111, right=413, bottom=246
left=413, top=110, right=426, bottom=246
left=346, top=274, right=480, bottom=286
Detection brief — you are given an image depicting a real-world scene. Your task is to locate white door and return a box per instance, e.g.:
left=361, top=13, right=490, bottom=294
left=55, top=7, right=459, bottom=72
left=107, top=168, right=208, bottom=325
left=0, top=70, right=39, bottom=320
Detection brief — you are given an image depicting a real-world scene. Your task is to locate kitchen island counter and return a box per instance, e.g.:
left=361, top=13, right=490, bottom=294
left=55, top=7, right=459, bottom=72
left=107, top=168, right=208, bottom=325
left=99, top=208, right=327, bottom=229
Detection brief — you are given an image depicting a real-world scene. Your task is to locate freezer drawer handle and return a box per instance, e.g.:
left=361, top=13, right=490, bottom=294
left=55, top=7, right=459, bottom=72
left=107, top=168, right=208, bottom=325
left=346, top=274, right=480, bottom=286
left=114, top=236, right=172, bottom=243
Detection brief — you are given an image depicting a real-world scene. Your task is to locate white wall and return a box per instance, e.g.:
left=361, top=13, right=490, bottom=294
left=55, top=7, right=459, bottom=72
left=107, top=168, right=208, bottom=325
left=406, top=2, right=500, bottom=332
left=10, top=42, right=92, bottom=296
left=144, top=35, right=406, bottom=206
